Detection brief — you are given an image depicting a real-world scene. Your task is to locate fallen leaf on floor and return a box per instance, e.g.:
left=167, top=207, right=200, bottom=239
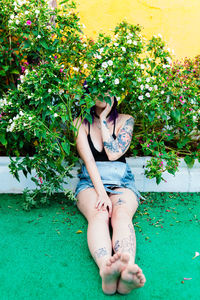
left=183, top=278, right=192, bottom=280
left=192, top=252, right=200, bottom=259
left=76, top=230, right=83, bottom=234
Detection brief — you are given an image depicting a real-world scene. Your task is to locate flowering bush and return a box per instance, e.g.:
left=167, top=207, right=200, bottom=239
left=0, top=0, right=199, bottom=209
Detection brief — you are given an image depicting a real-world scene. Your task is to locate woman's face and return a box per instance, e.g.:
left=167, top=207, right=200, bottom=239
left=95, top=92, right=113, bottom=108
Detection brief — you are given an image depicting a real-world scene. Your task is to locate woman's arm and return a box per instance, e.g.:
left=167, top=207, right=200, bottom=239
left=100, top=113, right=134, bottom=161
left=73, top=118, right=112, bottom=216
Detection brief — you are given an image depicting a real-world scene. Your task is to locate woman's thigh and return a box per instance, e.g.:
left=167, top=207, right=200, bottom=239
left=76, top=187, right=109, bottom=222
left=109, top=188, right=139, bottom=219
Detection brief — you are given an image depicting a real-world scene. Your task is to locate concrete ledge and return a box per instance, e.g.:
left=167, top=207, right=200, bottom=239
left=0, top=156, right=199, bottom=193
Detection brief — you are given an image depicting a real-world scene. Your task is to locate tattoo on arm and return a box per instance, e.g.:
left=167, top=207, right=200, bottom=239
left=114, top=198, right=126, bottom=206
left=94, top=247, right=108, bottom=260
left=102, top=120, right=108, bottom=129
left=103, top=137, right=120, bottom=153
left=117, top=117, right=134, bottom=153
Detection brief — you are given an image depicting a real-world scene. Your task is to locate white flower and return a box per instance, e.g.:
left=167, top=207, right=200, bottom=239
left=148, top=87, right=153, bottom=91
left=28, top=117, right=32, bottom=120
left=145, top=93, right=150, bottom=98
left=83, top=43, right=87, bottom=47
left=154, top=85, right=158, bottom=90
left=127, top=39, right=132, bottom=44
left=25, top=11, right=29, bottom=15
left=83, top=64, right=88, bottom=69
left=37, top=35, right=41, bottom=39
left=48, top=89, right=52, bottom=93
left=16, top=19, right=19, bottom=25
left=133, top=41, right=137, bottom=46
left=27, top=95, right=31, bottom=99
left=145, top=84, right=149, bottom=89
left=137, top=77, right=142, bottom=82
left=114, top=79, right=119, bottom=85
left=128, top=33, right=133, bottom=37
left=172, top=49, right=175, bottom=54
left=116, top=97, right=120, bottom=101
left=73, top=67, right=79, bottom=72
left=135, top=62, right=139, bottom=66
left=19, top=111, right=24, bottom=116
left=54, top=113, right=58, bottom=117
left=96, top=55, right=102, bottom=59
left=193, top=116, right=197, bottom=121
left=121, top=47, right=126, bottom=52
left=114, top=43, right=119, bottom=46
left=166, top=57, right=172, bottom=64
left=161, top=90, right=164, bottom=94
left=59, top=89, right=64, bottom=94
left=140, top=85, right=144, bottom=90
left=82, top=23, right=86, bottom=28
left=35, top=9, right=40, bottom=14
left=102, top=62, right=108, bottom=68
left=158, top=33, right=162, bottom=38
left=99, top=78, right=103, bottom=83
left=121, top=88, right=124, bottom=91
left=99, top=48, right=104, bottom=53
left=138, top=95, right=143, bottom=100
left=10, top=14, right=15, bottom=19
left=107, top=60, right=113, bottom=66
left=140, top=64, right=145, bottom=69
left=146, top=78, right=150, bottom=83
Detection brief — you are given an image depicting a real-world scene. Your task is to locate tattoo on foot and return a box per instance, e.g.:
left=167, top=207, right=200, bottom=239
left=94, top=247, right=108, bottom=260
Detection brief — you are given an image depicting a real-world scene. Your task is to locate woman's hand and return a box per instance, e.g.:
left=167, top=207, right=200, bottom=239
left=99, top=97, right=114, bottom=120
left=95, top=192, right=112, bottom=217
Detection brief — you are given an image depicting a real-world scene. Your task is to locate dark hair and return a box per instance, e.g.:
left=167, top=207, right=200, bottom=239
left=82, top=80, right=119, bottom=124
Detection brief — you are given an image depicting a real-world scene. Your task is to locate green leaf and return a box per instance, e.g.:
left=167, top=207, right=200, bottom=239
left=40, top=40, right=49, bottom=49
left=61, top=141, right=70, bottom=155
left=177, top=137, right=190, bottom=149
left=10, top=69, right=20, bottom=74
left=147, top=110, right=155, bottom=122
left=171, top=110, right=181, bottom=122
left=184, top=156, right=195, bottom=168
left=0, top=134, right=7, bottom=146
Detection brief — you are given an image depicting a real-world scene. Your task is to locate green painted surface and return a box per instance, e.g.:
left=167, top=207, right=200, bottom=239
left=0, top=192, right=199, bottom=300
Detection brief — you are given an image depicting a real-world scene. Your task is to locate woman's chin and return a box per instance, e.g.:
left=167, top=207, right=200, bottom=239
left=95, top=100, right=107, bottom=108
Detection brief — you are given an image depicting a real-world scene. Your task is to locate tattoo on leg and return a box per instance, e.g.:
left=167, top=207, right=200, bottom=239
left=115, top=198, right=126, bottom=206
left=113, top=224, right=136, bottom=256
left=114, top=240, right=120, bottom=252
left=94, top=247, right=108, bottom=260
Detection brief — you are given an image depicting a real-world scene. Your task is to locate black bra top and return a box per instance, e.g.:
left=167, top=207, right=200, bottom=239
left=87, top=118, right=126, bottom=163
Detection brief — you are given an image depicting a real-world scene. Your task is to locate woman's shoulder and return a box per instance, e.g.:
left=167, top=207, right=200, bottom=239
left=73, top=117, right=88, bottom=134
left=117, top=113, right=134, bottom=125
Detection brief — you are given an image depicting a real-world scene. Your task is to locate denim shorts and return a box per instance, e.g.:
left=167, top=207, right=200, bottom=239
left=74, top=161, right=144, bottom=205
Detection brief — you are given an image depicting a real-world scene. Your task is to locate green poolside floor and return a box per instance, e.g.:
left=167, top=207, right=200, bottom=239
left=0, top=192, right=200, bottom=300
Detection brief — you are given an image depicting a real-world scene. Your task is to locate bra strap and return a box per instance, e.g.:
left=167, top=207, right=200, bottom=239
left=88, top=121, right=90, bottom=134
left=113, top=118, right=116, bottom=136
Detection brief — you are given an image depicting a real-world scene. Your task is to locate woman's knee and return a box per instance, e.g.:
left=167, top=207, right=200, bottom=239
left=111, top=207, right=132, bottom=226
left=88, top=210, right=110, bottom=224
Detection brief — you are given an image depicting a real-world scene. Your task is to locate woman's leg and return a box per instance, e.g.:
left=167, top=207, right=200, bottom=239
left=76, top=187, right=129, bottom=294
left=109, top=188, right=146, bottom=294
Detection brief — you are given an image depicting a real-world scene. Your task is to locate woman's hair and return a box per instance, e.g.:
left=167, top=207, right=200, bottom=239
left=82, top=80, right=119, bottom=124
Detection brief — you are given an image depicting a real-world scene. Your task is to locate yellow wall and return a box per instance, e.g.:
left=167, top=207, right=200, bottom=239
left=59, top=0, right=200, bottom=60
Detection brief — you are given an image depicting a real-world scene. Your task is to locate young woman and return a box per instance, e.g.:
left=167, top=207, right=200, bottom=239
left=73, top=89, right=146, bottom=295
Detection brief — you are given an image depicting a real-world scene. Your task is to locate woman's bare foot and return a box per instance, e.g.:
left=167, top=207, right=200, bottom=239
left=99, top=252, right=130, bottom=295
left=117, top=263, right=146, bottom=294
